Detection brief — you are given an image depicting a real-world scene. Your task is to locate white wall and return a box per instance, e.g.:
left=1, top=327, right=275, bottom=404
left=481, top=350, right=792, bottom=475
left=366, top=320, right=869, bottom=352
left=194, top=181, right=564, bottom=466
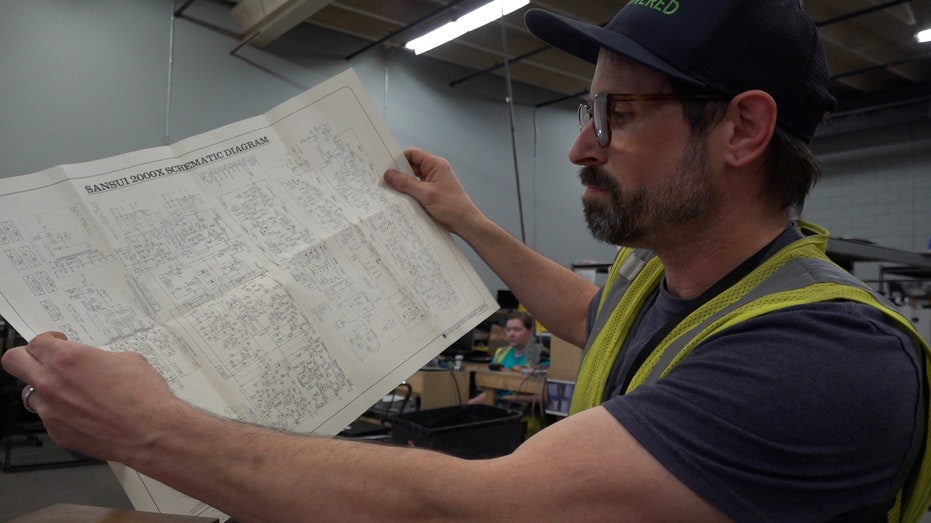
left=807, top=123, right=931, bottom=253
left=1, top=0, right=928, bottom=296
left=0, top=0, right=618, bottom=295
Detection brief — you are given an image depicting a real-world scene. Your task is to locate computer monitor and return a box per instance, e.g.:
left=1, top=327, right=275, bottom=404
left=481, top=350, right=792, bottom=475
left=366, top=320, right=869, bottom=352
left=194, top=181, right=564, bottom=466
left=442, top=330, right=474, bottom=356
left=496, top=289, right=519, bottom=309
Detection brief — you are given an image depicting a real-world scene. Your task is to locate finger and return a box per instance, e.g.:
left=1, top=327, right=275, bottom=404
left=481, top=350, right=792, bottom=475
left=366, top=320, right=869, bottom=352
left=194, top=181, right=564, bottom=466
left=22, top=331, right=67, bottom=362
left=21, top=385, right=42, bottom=414
left=403, top=147, right=438, bottom=178
left=383, top=169, right=425, bottom=198
left=403, top=147, right=426, bottom=166
left=1, top=345, right=41, bottom=384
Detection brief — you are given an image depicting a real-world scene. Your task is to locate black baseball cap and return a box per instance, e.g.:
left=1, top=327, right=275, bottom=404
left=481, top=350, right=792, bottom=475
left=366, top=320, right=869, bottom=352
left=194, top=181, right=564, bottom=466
left=525, top=1, right=837, bottom=143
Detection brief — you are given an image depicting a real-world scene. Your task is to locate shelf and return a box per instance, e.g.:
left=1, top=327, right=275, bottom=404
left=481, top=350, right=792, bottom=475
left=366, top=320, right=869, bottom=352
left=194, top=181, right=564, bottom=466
left=572, top=238, right=931, bottom=276
left=826, top=237, right=931, bottom=273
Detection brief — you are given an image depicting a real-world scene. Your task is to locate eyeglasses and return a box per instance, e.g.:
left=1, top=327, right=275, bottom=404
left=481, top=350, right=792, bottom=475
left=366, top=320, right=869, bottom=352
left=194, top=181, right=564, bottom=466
left=578, top=93, right=730, bottom=147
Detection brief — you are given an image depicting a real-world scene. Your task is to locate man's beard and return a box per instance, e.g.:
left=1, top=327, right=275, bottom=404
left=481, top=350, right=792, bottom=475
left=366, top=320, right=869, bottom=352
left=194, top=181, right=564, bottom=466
left=581, top=138, right=716, bottom=246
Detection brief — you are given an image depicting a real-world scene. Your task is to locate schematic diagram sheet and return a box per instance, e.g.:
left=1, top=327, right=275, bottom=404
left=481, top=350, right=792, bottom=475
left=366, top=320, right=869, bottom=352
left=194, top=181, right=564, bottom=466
left=0, top=69, right=496, bottom=518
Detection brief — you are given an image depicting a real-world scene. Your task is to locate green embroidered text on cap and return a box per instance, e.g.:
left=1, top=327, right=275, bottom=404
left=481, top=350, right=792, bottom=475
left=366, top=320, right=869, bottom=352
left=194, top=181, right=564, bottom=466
left=626, top=0, right=679, bottom=15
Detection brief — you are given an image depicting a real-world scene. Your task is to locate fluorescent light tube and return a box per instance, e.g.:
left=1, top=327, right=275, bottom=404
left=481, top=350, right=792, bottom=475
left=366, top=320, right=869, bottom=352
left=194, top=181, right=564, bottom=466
left=405, top=0, right=529, bottom=55
left=917, top=28, right=931, bottom=43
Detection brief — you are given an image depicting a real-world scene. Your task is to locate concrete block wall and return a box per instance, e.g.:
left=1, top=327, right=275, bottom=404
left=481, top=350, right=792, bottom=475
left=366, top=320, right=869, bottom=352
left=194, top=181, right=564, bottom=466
left=807, top=122, right=931, bottom=254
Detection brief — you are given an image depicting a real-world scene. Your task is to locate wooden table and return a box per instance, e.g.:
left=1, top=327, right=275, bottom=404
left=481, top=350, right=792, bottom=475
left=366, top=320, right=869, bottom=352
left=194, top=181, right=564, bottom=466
left=472, top=369, right=546, bottom=405
left=7, top=504, right=220, bottom=523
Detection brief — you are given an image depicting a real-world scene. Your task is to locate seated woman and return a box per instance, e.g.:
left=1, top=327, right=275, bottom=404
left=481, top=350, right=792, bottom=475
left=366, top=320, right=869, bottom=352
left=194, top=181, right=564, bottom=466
left=468, top=311, right=546, bottom=407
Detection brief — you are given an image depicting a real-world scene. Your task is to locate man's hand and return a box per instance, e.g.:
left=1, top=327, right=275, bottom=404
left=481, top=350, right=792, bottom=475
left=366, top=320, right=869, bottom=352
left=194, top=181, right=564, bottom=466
left=384, top=146, right=597, bottom=347
left=383, top=147, right=485, bottom=235
left=0, top=332, right=180, bottom=463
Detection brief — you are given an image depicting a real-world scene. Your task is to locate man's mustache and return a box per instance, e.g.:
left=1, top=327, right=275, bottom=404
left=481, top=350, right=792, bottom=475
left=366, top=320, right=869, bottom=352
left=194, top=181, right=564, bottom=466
left=579, top=166, right=614, bottom=188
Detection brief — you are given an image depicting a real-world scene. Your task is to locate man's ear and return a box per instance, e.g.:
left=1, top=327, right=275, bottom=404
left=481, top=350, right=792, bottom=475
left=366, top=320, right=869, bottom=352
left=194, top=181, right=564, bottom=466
left=722, top=90, right=777, bottom=168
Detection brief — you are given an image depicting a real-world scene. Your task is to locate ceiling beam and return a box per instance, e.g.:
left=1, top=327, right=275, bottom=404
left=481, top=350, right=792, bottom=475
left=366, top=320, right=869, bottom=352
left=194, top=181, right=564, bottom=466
left=231, top=0, right=332, bottom=47
left=809, top=0, right=926, bottom=92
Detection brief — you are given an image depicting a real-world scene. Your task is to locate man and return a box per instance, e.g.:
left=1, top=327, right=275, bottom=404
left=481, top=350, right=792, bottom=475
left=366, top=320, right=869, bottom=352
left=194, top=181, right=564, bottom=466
left=4, top=1, right=930, bottom=521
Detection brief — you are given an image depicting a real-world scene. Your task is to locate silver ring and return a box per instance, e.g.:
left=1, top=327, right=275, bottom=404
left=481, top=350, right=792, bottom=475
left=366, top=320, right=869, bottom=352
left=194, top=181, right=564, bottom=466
left=21, top=385, right=37, bottom=414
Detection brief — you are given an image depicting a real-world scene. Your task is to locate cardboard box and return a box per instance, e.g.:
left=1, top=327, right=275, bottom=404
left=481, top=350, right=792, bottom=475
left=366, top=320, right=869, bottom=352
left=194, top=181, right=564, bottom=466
left=908, top=295, right=931, bottom=310
left=488, top=323, right=507, bottom=342
left=548, top=336, right=583, bottom=381
left=405, top=370, right=470, bottom=410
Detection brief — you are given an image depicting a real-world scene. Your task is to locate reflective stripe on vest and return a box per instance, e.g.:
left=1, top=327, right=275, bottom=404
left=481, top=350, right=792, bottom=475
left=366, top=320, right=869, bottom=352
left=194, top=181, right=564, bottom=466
left=492, top=346, right=513, bottom=365
left=571, top=222, right=931, bottom=522
left=570, top=247, right=663, bottom=414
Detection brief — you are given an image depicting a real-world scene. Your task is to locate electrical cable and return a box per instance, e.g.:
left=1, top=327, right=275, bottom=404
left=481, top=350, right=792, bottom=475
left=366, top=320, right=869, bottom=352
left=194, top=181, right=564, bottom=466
left=499, top=12, right=526, bottom=244
left=396, top=382, right=413, bottom=417
left=512, top=367, right=551, bottom=433
left=380, top=382, right=413, bottom=424
left=447, top=366, right=465, bottom=406
left=165, top=2, right=178, bottom=146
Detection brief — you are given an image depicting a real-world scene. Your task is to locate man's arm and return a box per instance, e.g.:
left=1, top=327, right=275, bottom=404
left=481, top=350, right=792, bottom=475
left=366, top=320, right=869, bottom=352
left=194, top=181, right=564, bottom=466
left=384, top=148, right=597, bottom=347
left=1, top=333, right=729, bottom=522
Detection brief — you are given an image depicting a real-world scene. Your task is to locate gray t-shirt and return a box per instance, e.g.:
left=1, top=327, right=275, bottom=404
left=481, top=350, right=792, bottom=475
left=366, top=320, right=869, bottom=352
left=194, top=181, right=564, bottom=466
left=586, top=232, right=923, bottom=522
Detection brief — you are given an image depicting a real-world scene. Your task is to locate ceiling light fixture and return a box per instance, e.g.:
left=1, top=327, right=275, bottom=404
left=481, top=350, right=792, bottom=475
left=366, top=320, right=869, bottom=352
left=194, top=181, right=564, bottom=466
left=405, top=0, right=529, bottom=55
left=917, top=28, right=931, bottom=43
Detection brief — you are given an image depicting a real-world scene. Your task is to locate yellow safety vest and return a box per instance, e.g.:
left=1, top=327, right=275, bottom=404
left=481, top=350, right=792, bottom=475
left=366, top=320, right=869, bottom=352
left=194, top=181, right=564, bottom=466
left=492, top=346, right=514, bottom=365
left=570, top=222, right=931, bottom=522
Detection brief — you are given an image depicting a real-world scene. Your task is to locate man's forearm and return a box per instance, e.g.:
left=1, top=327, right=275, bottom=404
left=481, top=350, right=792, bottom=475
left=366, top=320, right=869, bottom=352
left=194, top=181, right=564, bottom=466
left=455, top=214, right=597, bottom=347
left=128, top=402, right=490, bottom=522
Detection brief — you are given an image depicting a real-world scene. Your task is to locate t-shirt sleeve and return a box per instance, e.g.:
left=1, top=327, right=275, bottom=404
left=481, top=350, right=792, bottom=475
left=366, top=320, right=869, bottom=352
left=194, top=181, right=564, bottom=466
left=602, top=301, right=923, bottom=522
left=585, top=287, right=603, bottom=338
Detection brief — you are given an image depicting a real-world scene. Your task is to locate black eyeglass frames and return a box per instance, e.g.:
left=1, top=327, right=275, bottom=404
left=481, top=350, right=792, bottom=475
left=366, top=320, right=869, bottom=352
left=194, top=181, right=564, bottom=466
left=578, top=92, right=730, bottom=147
